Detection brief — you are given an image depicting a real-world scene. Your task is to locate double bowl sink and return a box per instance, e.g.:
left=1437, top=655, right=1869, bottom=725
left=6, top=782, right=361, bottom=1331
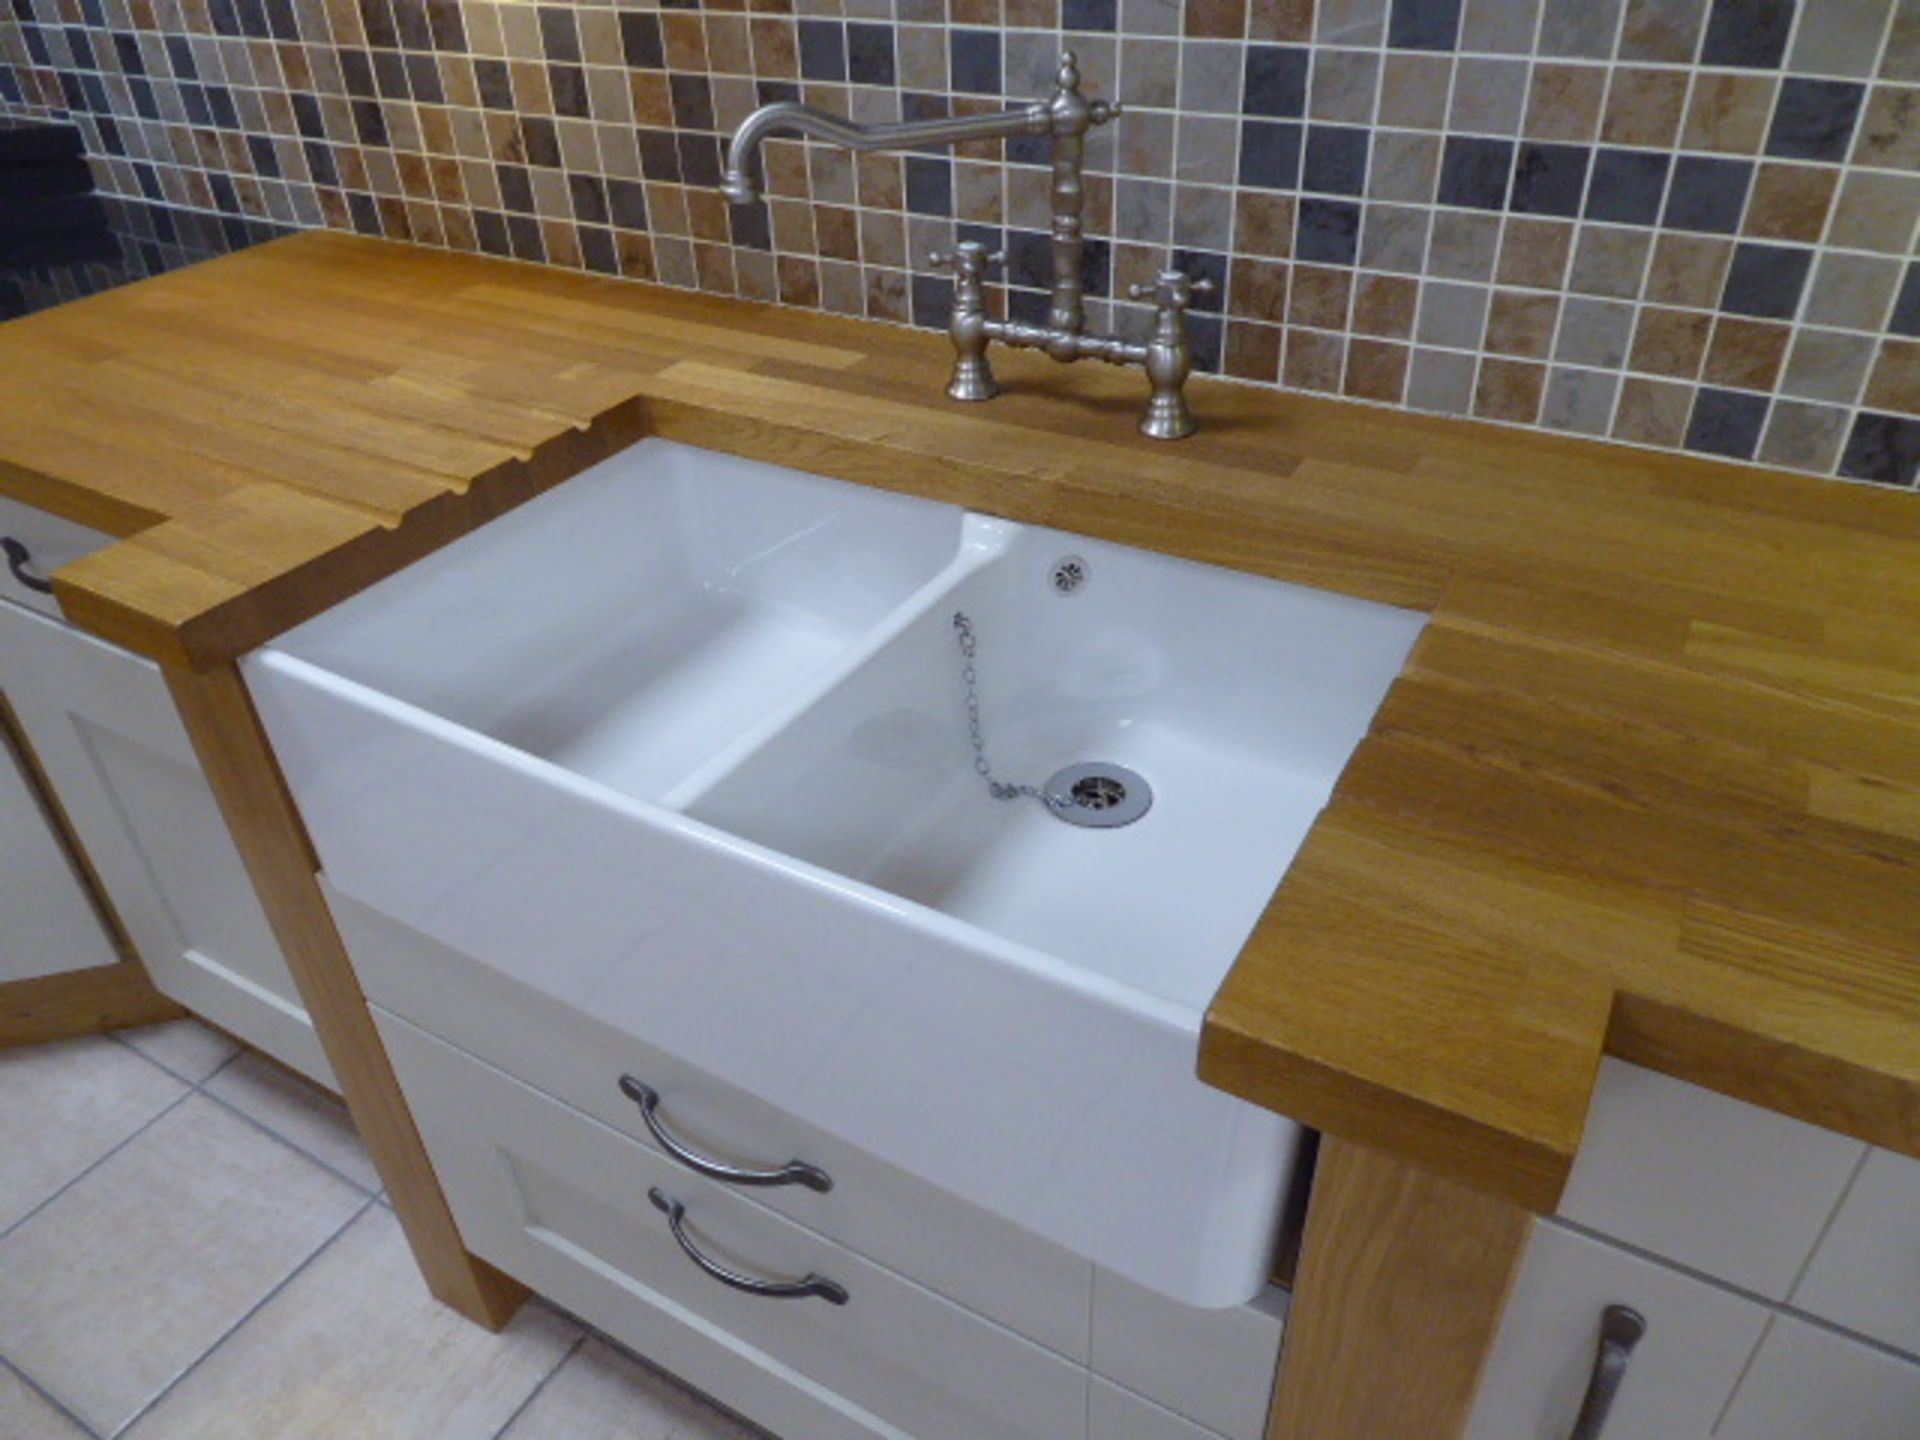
left=246, top=438, right=1427, bottom=1307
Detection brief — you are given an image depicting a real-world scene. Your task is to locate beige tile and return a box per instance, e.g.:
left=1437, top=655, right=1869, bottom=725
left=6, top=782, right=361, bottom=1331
left=127, top=1206, right=577, bottom=1440
left=205, top=1050, right=378, bottom=1192
left=117, top=1018, right=241, bottom=1085
left=0, top=1365, right=89, bottom=1440
left=0, top=1096, right=363, bottom=1435
left=502, top=1337, right=759, bottom=1440
left=0, top=1036, right=186, bottom=1232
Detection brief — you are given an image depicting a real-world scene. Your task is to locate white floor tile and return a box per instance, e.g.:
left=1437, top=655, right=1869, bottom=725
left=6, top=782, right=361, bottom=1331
left=125, top=1204, right=579, bottom=1440
left=116, top=1018, right=241, bottom=1084
left=204, top=1049, right=378, bottom=1191
left=0, top=1095, right=364, bottom=1435
left=501, top=1336, right=764, bottom=1440
left=0, top=1365, right=89, bottom=1440
left=0, top=1035, right=186, bottom=1233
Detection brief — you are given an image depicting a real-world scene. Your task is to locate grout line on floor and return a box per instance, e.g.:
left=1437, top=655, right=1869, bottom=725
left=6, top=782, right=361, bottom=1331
left=486, top=1330, right=589, bottom=1440
left=2, top=1353, right=105, bottom=1440
left=0, top=1088, right=196, bottom=1246
left=106, top=1195, right=377, bottom=1440
left=193, top=1081, right=381, bottom=1199
left=105, top=1027, right=239, bottom=1089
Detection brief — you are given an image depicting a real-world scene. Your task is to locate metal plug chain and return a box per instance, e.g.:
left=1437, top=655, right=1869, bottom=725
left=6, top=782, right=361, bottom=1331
left=952, top=612, right=1071, bottom=811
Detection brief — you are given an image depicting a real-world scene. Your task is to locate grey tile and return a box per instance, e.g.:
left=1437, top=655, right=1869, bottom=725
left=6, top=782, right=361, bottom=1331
left=1427, top=209, right=1502, bottom=280
left=1541, top=366, right=1622, bottom=435
left=1826, top=170, right=1920, bottom=253
left=1176, top=115, right=1238, bottom=184
left=1115, top=176, right=1173, bottom=242
left=1122, top=0, right=1184, bottom=35
left=501, top=1337, right=758, bottom=1440
left=1317, top=0, right=1390, bottom=44
left=1406, top=345, right=1479, bottom=412
left=1781, top=328, right=1876, bottom=402
left=1118, top=38, right=1179, bottom=107
left=1802, top=252, right=1903, bottom=332
left=1309, top=48, right=1381, bottom=124
left=1173, top=184, right=1235, bottom=248
left=1359, top=202, right=1433, bottom=271
left=1759, top=399, right=1852, bottom=473
left=1555, top=296, right=1636, bottom=367
left=0, top=1366, right=88, bottom=1440
left=1567, top=224, right=1653, bottom=299
left=1787, top=0, right=1894, bottom=78
left=1368, top=131, right=1442, bottom=202
left=116, top=1021, right=240, bottom=1086
left=1179, top=41, right=1245, bottom=114
left=0, top=1037, right=187, bottom=1233
left=1538, top=0, right=1623, bottom=57
left=1887, top=0, right=1920, bottom=80
left=1417, top=280, right=1492, bottom=348
left=1619, top=0, right=1708, bottom=60
left=123, top=1207, right=579, bottom=1440
left=1460, top=0, right=1544, bottom=52
left=1450, top=58, right=1531, bottom=136
left=0, top=1098, right=363, bottom=1436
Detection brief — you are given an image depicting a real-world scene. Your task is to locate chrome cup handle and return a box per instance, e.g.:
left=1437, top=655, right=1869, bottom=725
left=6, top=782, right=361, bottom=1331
left=618, top=1076, right=832, bottom=1192
left=1566, top=1304, right=1647, bottom=1440
left=648, top=1189, right=849, bottom=1306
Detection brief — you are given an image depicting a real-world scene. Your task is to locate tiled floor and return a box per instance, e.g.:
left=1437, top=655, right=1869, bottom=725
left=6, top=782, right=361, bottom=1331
left=0, top=1020, right=764, bottom=1440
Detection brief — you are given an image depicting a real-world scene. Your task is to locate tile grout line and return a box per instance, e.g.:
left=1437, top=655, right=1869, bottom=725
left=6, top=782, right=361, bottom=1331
left=0, top=1086, right=196, bottom=1247
left=2, top=1353, right=106, bottom=1440
left=105, top=1194, right=376, bottom=1440
left=485, top=1330, right=589, bottom=1440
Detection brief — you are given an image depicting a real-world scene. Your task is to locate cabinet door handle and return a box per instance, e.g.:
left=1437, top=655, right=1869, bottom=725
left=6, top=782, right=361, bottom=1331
left=648, top=1188, right=849, bottom=1306
left=619, top=1075, right=833, bottom=1192
left=1566, top=1304, right=1647, bottom=1440
left=2, top=538, right=55, bottom=595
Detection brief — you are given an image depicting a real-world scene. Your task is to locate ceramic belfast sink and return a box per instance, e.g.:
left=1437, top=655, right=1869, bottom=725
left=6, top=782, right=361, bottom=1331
left=246, top=437, right=1428, bottom=1307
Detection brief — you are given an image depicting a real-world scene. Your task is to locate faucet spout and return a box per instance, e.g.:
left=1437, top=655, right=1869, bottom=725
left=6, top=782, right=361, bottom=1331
left=722, top=102, right=1051, bottom=204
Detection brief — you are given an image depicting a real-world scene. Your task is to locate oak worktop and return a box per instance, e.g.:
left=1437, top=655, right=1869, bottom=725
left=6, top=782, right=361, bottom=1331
left=5, top=229, right=1919, bottom=1213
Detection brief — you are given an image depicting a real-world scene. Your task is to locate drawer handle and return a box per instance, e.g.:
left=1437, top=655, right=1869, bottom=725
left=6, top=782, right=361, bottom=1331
left=1566, top=1304, right=1647, bottom=1440
left=2, top=538, right=55, bottom=595
left=619, top=1076, right=832, bottom=1193
left=648, top=1188, right=849, bottom=1306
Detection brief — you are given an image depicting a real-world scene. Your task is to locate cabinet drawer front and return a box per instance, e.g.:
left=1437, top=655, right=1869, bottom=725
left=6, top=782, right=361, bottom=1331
left=331, top=883, right=1094, bottom=1360
left=376, top=1010, right=1090, bottom=1440
left=0, top=498, right=113, bottom=619
left=1791, top=1148, right=1920, bottom=1357
left=1466, top=1222, right=1770, bottom=1440
left=1719, top=1316, right=1920, bottom=1440
left=1560, top=1059, right=1865, bottom=1298
left=1090, top=1266, right=1283, bottom=1440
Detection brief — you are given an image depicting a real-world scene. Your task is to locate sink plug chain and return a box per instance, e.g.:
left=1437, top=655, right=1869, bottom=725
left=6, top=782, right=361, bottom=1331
left=951, top=612, right=1072, bottom=812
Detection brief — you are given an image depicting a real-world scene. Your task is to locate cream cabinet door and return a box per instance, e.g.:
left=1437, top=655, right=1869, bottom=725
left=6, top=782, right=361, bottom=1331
left=1467, top=1222, right=1771, bottom=1440
left=1719, top=1316, right=1920, bottom=1440
left=0, top=598, right=332, bottom=1086
left=0, top=722, right=120, bottom=981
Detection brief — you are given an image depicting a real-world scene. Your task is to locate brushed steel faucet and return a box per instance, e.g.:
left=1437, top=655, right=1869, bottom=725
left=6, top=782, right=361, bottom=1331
left=721, top=53, right=1211, bottom=440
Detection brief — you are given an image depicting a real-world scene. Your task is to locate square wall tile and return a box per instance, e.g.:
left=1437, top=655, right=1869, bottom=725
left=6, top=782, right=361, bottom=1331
left=1759, top=398, right=1853, bottom=472
left=1839, top=411, right=1920, bottom=485
left=1542, top=365, right=1623, bottom=435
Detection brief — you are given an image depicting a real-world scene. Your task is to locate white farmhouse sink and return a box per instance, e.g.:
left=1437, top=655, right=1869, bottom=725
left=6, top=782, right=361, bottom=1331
left=246, top=437, right=1427, bottom=1307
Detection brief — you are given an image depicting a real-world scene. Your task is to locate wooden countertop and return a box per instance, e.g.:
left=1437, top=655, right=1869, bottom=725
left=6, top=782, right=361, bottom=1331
left=6, top=229, right=1919, bottom=1212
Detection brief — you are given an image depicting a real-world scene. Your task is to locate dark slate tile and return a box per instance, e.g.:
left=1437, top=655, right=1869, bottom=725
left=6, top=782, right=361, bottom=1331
left=1700, top=0, right=1795, bottom=68
left=1297, top=198, right=1362, bottom=264
left=1662, top=156, right=1752, bottom=234
left=549, top=64, right=589, bottom=119
left=165, top=35, right=197, bottom=79
left=497, top=163, right=534, bottom=213
left=757, top=79, right=802, bottom=106
left=1388, top=0, right=1464, bottom=49
left=568, top=173, right=608, bottom=226
left=620, top=12, right=664, bottom=69
left=1187, top=313, right=1224, bottom=374
left=1892, top=263, right=1920, bottom=338
left=1585, top=149, right=1670, bottom=225
left=1719, top=241, right=1814, bottom=319
left=246, top=133, right=279, bottom=177
left=425, top=0, right=465, bottom=51
left=950, top=28, right=1001, bottom=95
left=347, top=191, right=381, bottom=236
left=799, top=20, right=848, bottom=83
left=1238, top=120, right=1304, bottom=189
left=670, top=73, right=715, bottom=131
left=474, top=58, right=514, bottom=109
left=350, top=98, right=387, bottom=146
left=521, top=116, right=561, bottom=168
left=404, top=53, right=445, bottom=105
left=678, top=132, right=722, bottom=189
left=391, top=0, right=432, bottom=49
left=1243, top=45, right=1310, bottom=118
left=537, top=5, right=580, bottom=63
left=1438, top=136, right=1515, bottom=210
left=1765, top=79, right=1866, bottom=163
left=372, top=50, right=409, bottom=99
left=638, top=128, right=682, bottom=182
left=1006, top=228, right=1053, bottom=289
left=847, top=23, right=895, bottom=87
left=473, top=210, right=511, bottom=257
left=905, top=154, right=953, bottom=216
left=340, top=49, right=376, bottom=98
left=1082, top=236, right=1113, bottom=298
left=729, top=200, right=771, bottom=250
left=1840, top=413, right=1920, bottom=486
left=607, top=178, right=649, bottom=230
left=579, top=227, right=619, bottom=276
left=1172, top=248, right=1229, bottom=310
left=1510, top=143, right=1591, bottom=218
left=1304, top=126, right=1370, bottom=196
left=1685, top=388, right=1769, bottom=459
left=1064, top=0, right=1119, bottom=29
left=1008, top=289, right=1051, bottom=325
left=506, top=214, right=546, bottom=263
left=912, top=272, right=953, bottom=329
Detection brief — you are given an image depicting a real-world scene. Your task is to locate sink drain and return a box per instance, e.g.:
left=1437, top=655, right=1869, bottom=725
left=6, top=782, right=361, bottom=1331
left=1044, top=762, right=1152, bottom=828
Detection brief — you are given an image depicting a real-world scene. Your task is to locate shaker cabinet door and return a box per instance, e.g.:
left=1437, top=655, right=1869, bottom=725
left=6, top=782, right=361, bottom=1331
left=0, top=599, right=332, bottom=1085
left=1467, top=1221, right=1770, bottom=1440
left=0, top=720, right=120, bottom=982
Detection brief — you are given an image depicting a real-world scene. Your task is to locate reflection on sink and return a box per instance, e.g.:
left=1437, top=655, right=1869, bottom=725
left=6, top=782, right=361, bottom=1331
left=688, top=524, right=1427, bottom=1012
left=248, top=437, right=1429, bottom=1307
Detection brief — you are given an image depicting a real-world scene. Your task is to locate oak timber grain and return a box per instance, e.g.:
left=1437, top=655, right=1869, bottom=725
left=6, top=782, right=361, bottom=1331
left=2, top=229, right=1920, bottom=1219
left=0, top=962, right=184, bottom=1048
left=1266, top=1138, right=1533, bottom=1440
left=163, top=661, right=526, bottom=1330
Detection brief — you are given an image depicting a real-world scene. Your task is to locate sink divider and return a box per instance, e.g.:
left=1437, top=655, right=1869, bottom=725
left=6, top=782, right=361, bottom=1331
left=653, top=513, right=1017, bottom=814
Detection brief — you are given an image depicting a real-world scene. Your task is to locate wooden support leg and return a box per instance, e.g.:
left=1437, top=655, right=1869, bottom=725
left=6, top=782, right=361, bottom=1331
left=166, top=662, right=527, bottom=1331
left=0, top=962, right=184, bottom=1048
left=1266, top=1137, right=1533, bottom=1440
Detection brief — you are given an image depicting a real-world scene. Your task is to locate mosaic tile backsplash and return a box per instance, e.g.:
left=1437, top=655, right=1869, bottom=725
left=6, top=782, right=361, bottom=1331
left=4, top=0, right=1919, bottom=485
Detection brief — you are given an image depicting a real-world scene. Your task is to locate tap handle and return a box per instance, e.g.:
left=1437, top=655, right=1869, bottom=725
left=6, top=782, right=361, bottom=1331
left=1130, top=269, right=1215, bottom=312
left=929, top=241, right=1004, bottom=280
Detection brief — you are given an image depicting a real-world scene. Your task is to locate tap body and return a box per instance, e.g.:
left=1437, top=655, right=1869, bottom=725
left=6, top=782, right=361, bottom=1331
left=721, top=54, right=1208, bottom=439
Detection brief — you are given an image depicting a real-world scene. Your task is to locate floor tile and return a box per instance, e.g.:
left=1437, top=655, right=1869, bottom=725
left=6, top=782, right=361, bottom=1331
left=0, top=1036, right=186, bottom=1233
left=0, top=1365, right=89, bottom=1440
left=204, top=1049, right=379, bottom=1191
left=125, top=1205, right=579, bottom=1440
left=0, top=1095, right=364, bottom=1435
left=116, top=1018, right=241, bottom=1084
left=502, top=1336, right=763, bottom=1440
